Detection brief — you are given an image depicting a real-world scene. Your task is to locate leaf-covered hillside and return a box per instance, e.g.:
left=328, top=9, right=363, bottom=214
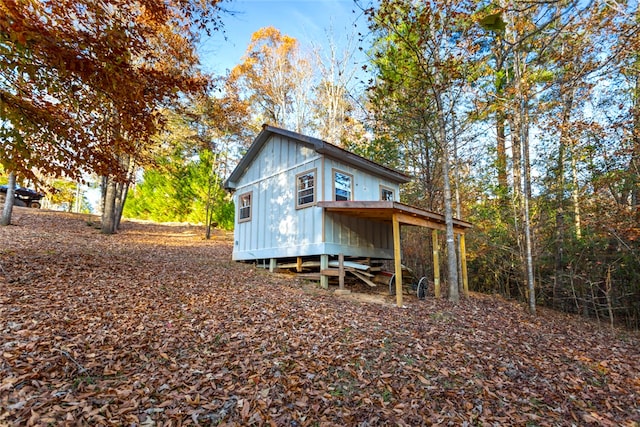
left=1, top=210, right=639, bottom=426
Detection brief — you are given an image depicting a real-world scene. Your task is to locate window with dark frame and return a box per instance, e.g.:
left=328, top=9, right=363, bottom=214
left=297, top=170, right=315, bottom=207
left=334, top=170, right=353, bottom=201
left=381, top=187, right=394, bottom=201
left=238, top=192, right=252, bottom=221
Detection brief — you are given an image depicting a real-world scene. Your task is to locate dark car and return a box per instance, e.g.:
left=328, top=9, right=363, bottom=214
left=0, top=185, right=44, bottom=208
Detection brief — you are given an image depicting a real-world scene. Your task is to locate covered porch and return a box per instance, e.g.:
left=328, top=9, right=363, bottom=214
left=318, top=201, right=473, bottom=307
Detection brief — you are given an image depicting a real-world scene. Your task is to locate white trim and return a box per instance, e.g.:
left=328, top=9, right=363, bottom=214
left=296, top=168, right=317, bottom=209
left=238, top=191, right=252, bottom=223
left=232, top=242, right=394, bottom=261
left=332, top=168, right=354, bottom=201
left=380, top=185, right=395, bottom=201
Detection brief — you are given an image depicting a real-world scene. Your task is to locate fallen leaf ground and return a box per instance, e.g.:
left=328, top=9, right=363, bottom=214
left=1, top=209, right=639, bottom=426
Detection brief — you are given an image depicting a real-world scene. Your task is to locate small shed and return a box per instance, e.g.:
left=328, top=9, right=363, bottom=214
left=224, top=125, right=471, bottom=306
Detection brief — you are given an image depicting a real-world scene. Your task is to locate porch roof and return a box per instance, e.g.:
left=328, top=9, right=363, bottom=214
left=317, top=201, right=472, bottom=233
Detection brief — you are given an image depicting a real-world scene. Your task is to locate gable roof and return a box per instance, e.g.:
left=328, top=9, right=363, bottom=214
left=224, top=125, right=411, bottom=190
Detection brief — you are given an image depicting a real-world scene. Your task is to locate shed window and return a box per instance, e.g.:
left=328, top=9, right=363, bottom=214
left=381, top=186, right=394, bottom=201
left=296, top=170, right=316, bottom=208
left=238, top=192, right=252, bottom=222
left=334, top=170, right=353, bottom=201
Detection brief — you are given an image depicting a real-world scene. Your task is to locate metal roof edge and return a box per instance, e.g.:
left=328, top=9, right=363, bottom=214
left=266, top=125, right=411, bottom=184
left=224, top=124, right=412, bottom=190
left=223, top=125, right=272, bottom=190
left=315, top=144, right=411, bottom=184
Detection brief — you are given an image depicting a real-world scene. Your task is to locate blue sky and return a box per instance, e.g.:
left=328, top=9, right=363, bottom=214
left=198, top=0, right=369, bottom=75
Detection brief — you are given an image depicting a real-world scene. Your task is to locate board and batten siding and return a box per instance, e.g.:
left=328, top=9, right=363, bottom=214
left=231, top=132, right=404, bottom=261
left=232, top=135, right=325, bottom=260
left=321, top=157, right=398, bottom=260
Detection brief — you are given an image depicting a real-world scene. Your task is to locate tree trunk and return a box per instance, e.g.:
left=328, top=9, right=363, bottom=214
left=452, top=112, right=465, bottom=295
left=496, top=110, right=508, bottom=196
left=113, top=181, right=130, bottom=230
left=514, top=53, right=536, bottom=315
left=434, top=89, right=459, bottom=303
left=522, top=120, right=536, bottom=316
left=205, top=178, right=213, bottom=240
left=205, top=151, right=219, bottom=240
left=571, top=144, right=582, bottom=239
left=511, top=106, right=522, bottom=206
left=443, top=142, right=459, bottom=303
left=101, top=178, right=117, bottom=234
left=1, top=172, right=16, bottom=226
left=504, top=4, right=535, bottom=314
left=555, top=134, right=565, bottom=308
left=523, top=104, right=532, bottom=201
left=100, top=154, right=134, bottom=233
left=100, top=176, right=108, bottom=214
left=114, top=155, right=132, bottom=230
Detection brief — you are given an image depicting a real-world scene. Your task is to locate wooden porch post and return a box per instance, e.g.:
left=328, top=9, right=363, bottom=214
left=460, top=233, right=469, bottom=297
left=338, top=253, right=345, bottom=289
left=432, top=229, right=441, bottom=298
left=392, top=213, right=403, bottom=307
left=320, top=255, right=329, bottom=289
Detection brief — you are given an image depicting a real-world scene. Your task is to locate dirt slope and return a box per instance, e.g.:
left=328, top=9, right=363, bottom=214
left=1, top=209, right=639, bottom=426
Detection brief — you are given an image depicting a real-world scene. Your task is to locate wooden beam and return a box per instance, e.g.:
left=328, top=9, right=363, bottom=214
left=294, top=273, right=321, bottom=280
left=296, top=256, right=303, bottom=273
left=352, top=270, right=374, bottom=277
left=338, top=253, right=345, bottom=289
left=317, top=201, right=472, bottom=232
left=320, top=269, right=340, bottom=276
left=432, top=229, right=441, bottom=298
left=320, top=255, right=329, bottom=289
left=392, top=213, right=403, bottom=307
left=460, top=233, right=469, bottom=297
left=278, top=261, right=321, bottom=269
left=395, top=212, right=446, bottom=231
left=351, top=270, right=377, bottom=287
left=328, top=260, right=370, bottom=270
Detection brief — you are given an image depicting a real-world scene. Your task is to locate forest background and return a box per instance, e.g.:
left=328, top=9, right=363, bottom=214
left=1, top=0, right=639, bottom=329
